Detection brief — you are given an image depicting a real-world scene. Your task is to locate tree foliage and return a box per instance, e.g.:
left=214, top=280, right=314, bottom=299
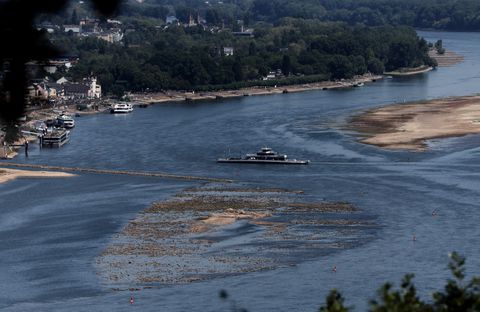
left=0, top=0, right=121, bottom=123
left=129, top=0, right=480, bottom=31
left=249, top=0, right=480, bottom=30
left=318, top=252, right=480, bottom=312
left=58, top=20, right=433, bottom=94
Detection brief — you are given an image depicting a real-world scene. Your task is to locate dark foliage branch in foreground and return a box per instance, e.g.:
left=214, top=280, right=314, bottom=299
left=221, top=252, right=480, bottom=311
left=0, top=0, right=121, bottom=123
left=322, top=252, right=480, bottom=312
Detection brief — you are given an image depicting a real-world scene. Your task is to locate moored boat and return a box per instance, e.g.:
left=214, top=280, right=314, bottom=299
left=111, top=103, right=133, bottom=113
left=41, top=129, right=70, bottom=147
left=56, top=114, right=75, bottom=128
left=217, top=147, right=309, bottom=165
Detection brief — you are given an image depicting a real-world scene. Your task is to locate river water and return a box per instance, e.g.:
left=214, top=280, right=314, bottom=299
left=2, top=30, right=480, bottom=311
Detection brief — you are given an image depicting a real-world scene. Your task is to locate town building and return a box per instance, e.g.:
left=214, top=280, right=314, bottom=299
left=64, top=25, right=81, bottom=33
left=28, top=77, right=101, bottom=101
left=63, top=83, right=90, bottom=99
left=223, top=47, right=234, bottom=56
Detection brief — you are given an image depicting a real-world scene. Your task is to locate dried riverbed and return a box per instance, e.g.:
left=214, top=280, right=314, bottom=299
left=96, top=184, right=375, bottom=290
left=349, top=95, right=480, bottom=151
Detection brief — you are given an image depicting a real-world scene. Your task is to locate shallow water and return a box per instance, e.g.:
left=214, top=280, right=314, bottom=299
left=2, top=30, right=480, bottom=311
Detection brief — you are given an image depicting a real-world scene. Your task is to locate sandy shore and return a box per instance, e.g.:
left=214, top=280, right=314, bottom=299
left=0, top=168, right=75, bottom=184
left=349, top=95, right=480, bottom=151
left=384, top=65, right=433, bottom=76
left=129, top=74, right=383, bottom=106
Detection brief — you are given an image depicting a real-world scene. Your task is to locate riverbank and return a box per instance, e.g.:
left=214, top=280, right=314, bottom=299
left=0, top=168, right=75, bottom=184
left=129, top=74, right=383, bottom=106
left=1, top=73, right=382, bottom=161
left=349, top=95, right=480, bottom=151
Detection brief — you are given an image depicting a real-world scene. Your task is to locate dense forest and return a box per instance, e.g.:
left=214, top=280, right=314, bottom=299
left=249, top=0, right=480, bottom=30
left=117, top=0, right=480, bottom=31
left=50, top=19, right=435, bottom=94
left=34, top=0, right=480, bottom=95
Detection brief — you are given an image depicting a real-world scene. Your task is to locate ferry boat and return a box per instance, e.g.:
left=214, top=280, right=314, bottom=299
left=111, top=103, right=133, bottom=113
left=42, top=129, right=70, bottom=147
left=56, top=114, right=75, bottom=128
left=217, top=147, right=309, bottom=165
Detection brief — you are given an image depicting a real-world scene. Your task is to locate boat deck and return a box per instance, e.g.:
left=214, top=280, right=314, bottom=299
left=217, top=158, right=309, bottom=165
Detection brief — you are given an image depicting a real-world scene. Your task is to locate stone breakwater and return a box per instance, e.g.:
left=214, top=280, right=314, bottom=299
left=0, top=162, right=232, bottom=183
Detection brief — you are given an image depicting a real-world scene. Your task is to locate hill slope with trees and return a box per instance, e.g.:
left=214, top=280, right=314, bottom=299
left=50, top=19, right=435, bottom=94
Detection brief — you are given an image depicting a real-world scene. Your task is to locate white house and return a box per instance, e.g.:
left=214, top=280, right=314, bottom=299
left=87, top=77, right=101, bottom=99
left=56, top=77, right=69, bottom=84
left=64, top=25, right=81, bottom=33
left=223, top=47, right=234, bottom=56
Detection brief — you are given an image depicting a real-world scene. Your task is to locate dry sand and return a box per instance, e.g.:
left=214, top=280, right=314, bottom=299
left=350, top=95, right=480, bottom=151
left=0, top=168, right=75, bottom=184
left=384, top=65, right=433, bottom=76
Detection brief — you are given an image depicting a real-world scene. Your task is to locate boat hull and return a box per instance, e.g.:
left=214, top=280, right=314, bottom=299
left=217, top=159, right=309, bottom=165
left=110, top=108, right=133, bottom=113
left=110, top=104, right=133, bottom=113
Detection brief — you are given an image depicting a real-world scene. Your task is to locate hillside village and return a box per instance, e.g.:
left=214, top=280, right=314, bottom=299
left=28, top=76, right=101, bottom=104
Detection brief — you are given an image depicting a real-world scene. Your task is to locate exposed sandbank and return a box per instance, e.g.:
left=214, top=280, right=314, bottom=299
left=0, top=168, right=75, bottom=184
left=429, top=49, right=464, bottom=67
left=96, top=185, right=368, bottom=287
left=349, top=95, right=480, bottom=151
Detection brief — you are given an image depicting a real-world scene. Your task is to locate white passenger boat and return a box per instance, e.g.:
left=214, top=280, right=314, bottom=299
left=217, top=147, right=309, bottom=165
left=56, top=114, right=75, bottom=128
left=111, top=103, right=133, bottom=113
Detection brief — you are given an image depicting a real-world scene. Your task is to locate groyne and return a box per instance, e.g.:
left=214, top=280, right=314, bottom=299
left=0, top=162, right=232, bottom=183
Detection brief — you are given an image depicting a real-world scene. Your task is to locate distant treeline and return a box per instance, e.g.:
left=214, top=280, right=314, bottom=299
left=250, top=0, right=480, bottom=30
left=119, top=0, right=480, bottom=31
left=51, top=19, right=434, bottom=95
